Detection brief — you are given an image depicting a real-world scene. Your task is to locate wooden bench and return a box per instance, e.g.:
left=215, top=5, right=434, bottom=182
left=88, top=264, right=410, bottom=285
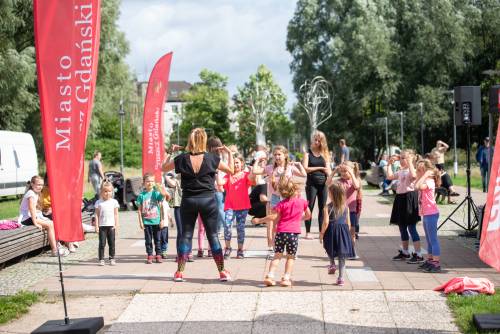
left=0, top=211, right=93, bottom=265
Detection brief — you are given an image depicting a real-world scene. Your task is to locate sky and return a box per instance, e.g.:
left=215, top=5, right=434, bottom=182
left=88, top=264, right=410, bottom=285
left=118, top=0, right=298, bottom=110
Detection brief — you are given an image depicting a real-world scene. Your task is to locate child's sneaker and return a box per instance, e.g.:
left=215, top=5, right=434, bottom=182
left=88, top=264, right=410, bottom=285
left=99, top=260, right=105, bottom=266
left=197, top=249, right=204, bottom=258
left=223, top=248, right=232, bottom=259
left=392, top=250, right=410, bottom=261
left=109, top=259, right=116, bottom=266
left=161, top=252, right=168, bottom=259
left=236, top=249, right=244, bottom=259
left=219, top=269, right=232, bottom=282
left=328, top=264, right=336, bottom=275
left=406, top=253, right=424, bottom=264
left=419, top=260, right=432, bottom=270
left=173, top=271, right=185, bottom=282
left=155, top=255, right=162, bottom=263
left=207, top=249, right=212, bottom=257
left=146, top=255, right=153, bottom=264
left=336, top=278, right=345, bottom=286
left=280, top=277, right=292, bottom=287
left=423, top=262, right=442, bottom=273
left=264, top=275, right=276, bottom=286
left=187, top=253, right=194, bottom=262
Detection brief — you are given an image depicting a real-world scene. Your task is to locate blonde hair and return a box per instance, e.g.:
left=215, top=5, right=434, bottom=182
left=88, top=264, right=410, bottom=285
left=100, top=181, right=114, bottom=198
left=143, top=172, right=155, bottom=182
left=277, top=176, right=298, bottom=199
left=417, top=159, right=441, bottom=187
left=271, top=145, right=290, bottom=190
left=311, top=131, right=330, bottom=163
left=25, top=175, right=43, bottom=194
left=185, top=128, right=207, bottom=153
left=328, top=182, right=346, bottom=219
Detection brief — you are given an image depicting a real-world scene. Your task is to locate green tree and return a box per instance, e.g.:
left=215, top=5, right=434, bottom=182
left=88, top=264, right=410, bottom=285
left=234, top=65, right=290, bottom=151
left=179, top=69, right=232, bottom=144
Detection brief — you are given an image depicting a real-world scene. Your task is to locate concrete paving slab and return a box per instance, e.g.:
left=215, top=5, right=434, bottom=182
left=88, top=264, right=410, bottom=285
left=105, top=321, right=182, bottom=334
left=346, top=267, right=379, bottom=282
left=252, top=320, right=325, bottom=334
left=255, top=291, right=323, bottom=322
left=184, top=292, right=257, bottom=321
left=117, top=294, right=195, bottom=323
left=179, top=321, right=252, bottom=334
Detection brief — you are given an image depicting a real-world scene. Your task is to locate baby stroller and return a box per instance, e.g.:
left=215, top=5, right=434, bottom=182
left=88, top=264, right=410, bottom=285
left=104, top=171, right=125, bottom=208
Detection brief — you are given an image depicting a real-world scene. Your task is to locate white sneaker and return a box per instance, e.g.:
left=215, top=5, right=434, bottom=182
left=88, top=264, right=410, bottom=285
left=58, top=248, right=70, bottom=257
left=99, top=260, right=105, bottom=266
left=110, top=259, right=116, bottom=266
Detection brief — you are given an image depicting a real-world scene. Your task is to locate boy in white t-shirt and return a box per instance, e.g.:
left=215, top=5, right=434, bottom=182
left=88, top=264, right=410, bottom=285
left=95, top=181, right=120, bottom=266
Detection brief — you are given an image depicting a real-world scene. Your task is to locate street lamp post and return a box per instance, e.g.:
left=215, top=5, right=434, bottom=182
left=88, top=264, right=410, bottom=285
left=419, top=102, right=424, bottom=154
left=118, top=99, right=125, bottom=176
left=377, top=116, right=389, bottom=154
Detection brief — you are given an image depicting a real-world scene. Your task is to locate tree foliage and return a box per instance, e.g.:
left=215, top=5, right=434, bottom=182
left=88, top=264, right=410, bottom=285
left=0, top=0, right=140, bottom=166
left=287, top=0, right=500, bottom=160
left=179, top=69, right=233, bottom=144
left=233, top=65, right=291, bottom=153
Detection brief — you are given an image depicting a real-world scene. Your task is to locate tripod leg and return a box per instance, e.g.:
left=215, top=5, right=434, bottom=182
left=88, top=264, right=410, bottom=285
left=438, top=197, right=469, bottom=230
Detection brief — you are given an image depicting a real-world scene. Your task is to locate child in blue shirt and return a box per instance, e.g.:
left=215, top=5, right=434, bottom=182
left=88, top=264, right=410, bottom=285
left=137, top=173, right=170, bottom=264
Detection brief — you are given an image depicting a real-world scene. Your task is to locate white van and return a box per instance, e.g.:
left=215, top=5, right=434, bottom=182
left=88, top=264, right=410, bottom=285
left=0, top=131, right=38, bottom=197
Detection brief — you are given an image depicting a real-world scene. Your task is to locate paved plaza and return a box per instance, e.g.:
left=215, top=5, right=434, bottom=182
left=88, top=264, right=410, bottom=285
left=0, top=184, right=497, bottom=333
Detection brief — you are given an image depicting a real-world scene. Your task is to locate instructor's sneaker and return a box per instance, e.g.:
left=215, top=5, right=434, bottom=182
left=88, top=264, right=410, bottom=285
left=219, top=270, right=232, bottom=282
left=406, top=253, right=424, bottom=264
left=173, top=271, right=185, bottom=282
left=392, top=250, right=410, bottom=261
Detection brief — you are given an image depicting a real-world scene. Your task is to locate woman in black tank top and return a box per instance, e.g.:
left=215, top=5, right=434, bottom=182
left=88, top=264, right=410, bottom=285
left=302, top=131, right=331, bottom=239
left=162, top=128, right=234, bottom=282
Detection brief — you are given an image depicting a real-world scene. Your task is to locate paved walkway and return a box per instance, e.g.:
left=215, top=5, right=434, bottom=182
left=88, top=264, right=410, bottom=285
left=0, top=183, right=496, bottom=333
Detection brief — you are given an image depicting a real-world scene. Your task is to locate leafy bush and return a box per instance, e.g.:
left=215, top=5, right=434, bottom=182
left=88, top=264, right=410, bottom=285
left=85, top=138, right=141, bottom=168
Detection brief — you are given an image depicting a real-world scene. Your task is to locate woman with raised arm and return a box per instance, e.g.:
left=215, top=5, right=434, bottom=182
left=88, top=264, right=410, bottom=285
left=162, top=128, right=234, bottom=282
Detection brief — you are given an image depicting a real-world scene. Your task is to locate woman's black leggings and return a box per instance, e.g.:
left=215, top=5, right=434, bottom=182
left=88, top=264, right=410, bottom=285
left=305, top=183, right=327, bottom=233
left=178, top=195, right=224, bottom=272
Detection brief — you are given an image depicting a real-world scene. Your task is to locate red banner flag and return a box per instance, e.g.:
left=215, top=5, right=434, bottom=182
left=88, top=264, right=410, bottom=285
left=480, top=122, right=500, bottom=271
left=34, top=0, right=101, bottom=241
left=142, top=52, right=173, bottom=181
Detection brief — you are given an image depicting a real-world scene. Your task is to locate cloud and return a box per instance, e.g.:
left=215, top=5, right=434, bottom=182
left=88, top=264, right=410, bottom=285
left=118, top=0, right=297, bottom=109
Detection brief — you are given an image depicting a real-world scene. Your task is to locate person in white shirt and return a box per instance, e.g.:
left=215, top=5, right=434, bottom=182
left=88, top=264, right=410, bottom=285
left=95, top=181, right=120, bottom=266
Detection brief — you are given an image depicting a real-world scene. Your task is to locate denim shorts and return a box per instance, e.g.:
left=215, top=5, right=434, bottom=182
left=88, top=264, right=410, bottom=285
left=270, top=194, right=281, bottom=208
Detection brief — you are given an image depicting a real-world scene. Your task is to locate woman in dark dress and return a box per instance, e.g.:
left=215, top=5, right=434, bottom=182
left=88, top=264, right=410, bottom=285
left=162, top=128, right=234, bottom=282
left=302, top=131, right=331, bottom=239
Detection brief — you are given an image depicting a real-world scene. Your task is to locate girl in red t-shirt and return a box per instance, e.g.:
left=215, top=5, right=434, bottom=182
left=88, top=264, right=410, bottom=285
left=220, top=155, right=255, bottom=259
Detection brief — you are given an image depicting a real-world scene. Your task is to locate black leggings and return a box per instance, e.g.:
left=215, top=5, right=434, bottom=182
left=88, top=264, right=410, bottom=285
left=98, top=226, right=116, bottom=260
left=305, top=183, right=327, bottom=233
left=179, top=195, right=222, bottom=255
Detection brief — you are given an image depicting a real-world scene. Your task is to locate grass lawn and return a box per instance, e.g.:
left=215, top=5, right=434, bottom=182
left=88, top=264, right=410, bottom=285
left=0, top=291, right=42, bottom=324
left=451, top=174, right=483, bottom=191
left=447, top=289, right=500, bottom=334
left=0, top=196, right=20, bottom=220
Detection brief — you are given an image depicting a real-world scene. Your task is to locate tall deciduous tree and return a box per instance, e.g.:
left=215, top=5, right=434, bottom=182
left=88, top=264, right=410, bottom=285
left=179, top=69, right=233, bottom=144
left=234, top=65, right=289, bottom=150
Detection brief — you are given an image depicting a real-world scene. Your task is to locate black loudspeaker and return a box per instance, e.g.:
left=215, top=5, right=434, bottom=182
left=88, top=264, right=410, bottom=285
left=489, top=85, right=500, bottom=114
left=454, top=86, right=481, bottom=126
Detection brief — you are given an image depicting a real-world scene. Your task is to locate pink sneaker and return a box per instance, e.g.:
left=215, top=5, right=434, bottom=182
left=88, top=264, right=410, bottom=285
left=146, top=255, right=153, bottom=264
left=219, top=270, right=232, bottom=282
left=328, top=265, right=336, bottom=275
left=337, top=278, right=345, bottom=286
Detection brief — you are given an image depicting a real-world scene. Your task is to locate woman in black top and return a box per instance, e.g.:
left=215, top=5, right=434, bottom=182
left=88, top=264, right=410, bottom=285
left=163, top=128, right=234, bottom=282
left=302, top=131, right=331, bottom=239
